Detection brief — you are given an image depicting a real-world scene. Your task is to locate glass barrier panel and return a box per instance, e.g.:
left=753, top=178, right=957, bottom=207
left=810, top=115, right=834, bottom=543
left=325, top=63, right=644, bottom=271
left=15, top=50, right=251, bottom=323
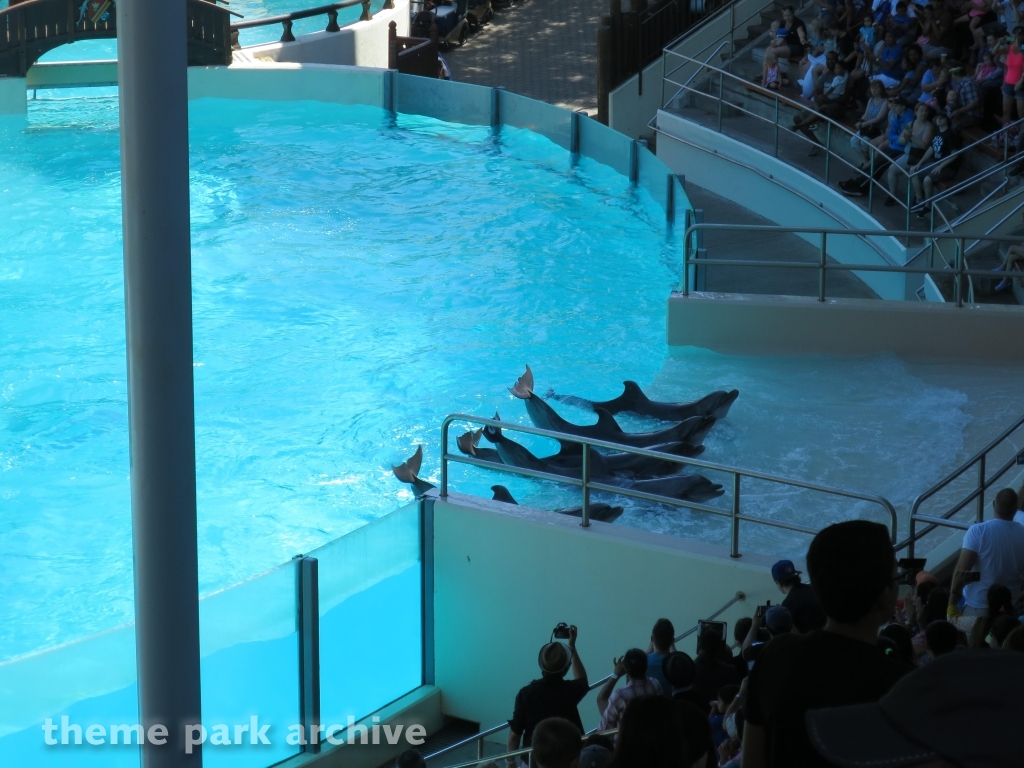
left=0, top=624, right=140, bottom=767
left=313, top=502, right=422, bottom=734
left=199, top=557, right=301, bottom=768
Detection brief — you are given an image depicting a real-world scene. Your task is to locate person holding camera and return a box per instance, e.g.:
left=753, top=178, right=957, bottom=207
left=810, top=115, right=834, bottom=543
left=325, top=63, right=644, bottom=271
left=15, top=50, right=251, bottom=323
left=947, top=488, right=1024, bottom=623
left=771, top=559, right=826, bottom=633
left=596, top=648, right=662, bottom=732
left=507, top=624, right=588, bottom=762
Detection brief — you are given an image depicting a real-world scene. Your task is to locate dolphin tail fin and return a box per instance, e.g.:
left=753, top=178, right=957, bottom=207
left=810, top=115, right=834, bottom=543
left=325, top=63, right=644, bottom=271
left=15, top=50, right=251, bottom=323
left=594, top=407, right=623, bottom=434
left=508, top=365, right=534, bottom=399
left=456, top=429, right=482, bottom=457
left=392, top=445, right=424, bottom=484
left=491, top=485, right=519, bottom=504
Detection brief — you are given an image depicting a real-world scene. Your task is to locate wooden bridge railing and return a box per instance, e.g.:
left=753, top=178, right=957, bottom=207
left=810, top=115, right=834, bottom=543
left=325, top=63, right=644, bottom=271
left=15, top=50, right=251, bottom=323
left=387, top=19, right=438, bottom=78
left=0, top=0, right=233, bottom=78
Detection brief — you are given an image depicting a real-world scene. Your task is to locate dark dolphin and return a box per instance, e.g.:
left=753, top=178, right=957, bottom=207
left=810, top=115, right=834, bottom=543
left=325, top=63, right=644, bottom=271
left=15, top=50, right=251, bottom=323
left=509, top=366, right=717, bottom=448
left=490, top=485, right=624, bottom=523
left=483, top=421, right=724, bottom=503
left=548, top=381, right=740, bottom=422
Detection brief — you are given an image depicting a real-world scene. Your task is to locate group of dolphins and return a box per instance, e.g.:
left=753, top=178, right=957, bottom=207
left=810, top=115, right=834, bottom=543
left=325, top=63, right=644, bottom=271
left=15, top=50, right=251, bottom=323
left=392, top=366, right=740, bottom=524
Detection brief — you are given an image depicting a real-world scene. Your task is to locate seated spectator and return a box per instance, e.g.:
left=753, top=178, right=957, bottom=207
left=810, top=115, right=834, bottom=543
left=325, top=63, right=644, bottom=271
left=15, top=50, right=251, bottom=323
left=885, top=102, right=934, bottom=206
left=675, top=699, right=718, bottom=768
left=911, top=587, right=950, bottom=663
left=606, top=697, right=690, bottom=768
left=646, top=618, right=675, bottom=696
left=709, top=684, right=740, bottom=747
left=531, top=718, right=582, bottom=768
left=579, top=734, right=613, bottom=768
left=839, top=96, right=913, bottom=195
left=878, top=622, right=915, bottom=664
left=924, top=619, right=960, bottom=657
left=851, top=78, right=891, bottom=158
left=953, top=0, right=992, bottom=51
left=891, top=44, right=927, bottom=100
left=397, top=750, right=427, bottom=768
left=774, top=5, right=810, bottom=60
left=597, top=648, right=661, bottom=732
left=771, top=559, right=827, bottom=633
left=989, top=613, right=1022, bottom=648
left=887, top=1, right=918, bottom=44
left=912, top=110, right=962, bottom=215
left=870, top=30, right=905, bottom=86
left=968, top=583, right=1013, bottom=647
left=762, top=49, right=782, bottom=90
left=948, top=66, right=982, bottom=131
left=743, top=521, right=911, bottom=767
left=917, top=59, right=948, bottom=104
left=993, top=243, right=1024, bottom=291
left=507, top=627, right=589, bottom=756
left=693, top=631, right=741, bottom=705
left=793, top=60, right=850, bottom=154
left=719, top=710, right=744, bottom=768
left=947, top=488, right=1024, bottom=623
left=807, top=650, right=1024, bottom=766
left=663, top=651, right=707, bottom=711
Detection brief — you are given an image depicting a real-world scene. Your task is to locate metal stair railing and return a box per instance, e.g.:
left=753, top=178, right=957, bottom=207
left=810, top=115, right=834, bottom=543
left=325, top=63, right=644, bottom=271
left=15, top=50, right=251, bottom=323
left=440, top=414, right=897, bottom=555
left=423, top=592, right=745, bottom=763
left=901, top=414, right=1024, bottom=558
left=680, top=222, right=1024, bottom=307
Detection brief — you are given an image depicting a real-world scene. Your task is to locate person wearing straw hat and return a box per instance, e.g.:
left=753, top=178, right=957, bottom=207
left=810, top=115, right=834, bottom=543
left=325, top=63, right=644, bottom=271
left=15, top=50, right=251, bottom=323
left=507, top=626, right=589, bottom=763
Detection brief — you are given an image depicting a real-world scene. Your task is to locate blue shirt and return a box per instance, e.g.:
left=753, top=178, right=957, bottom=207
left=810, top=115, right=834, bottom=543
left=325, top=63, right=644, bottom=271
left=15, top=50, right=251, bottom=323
left=888, top=109, right=913, bottom=151
left=880, top=44, right=904, bottom=79
left=647, top=651, right=671, bottom=697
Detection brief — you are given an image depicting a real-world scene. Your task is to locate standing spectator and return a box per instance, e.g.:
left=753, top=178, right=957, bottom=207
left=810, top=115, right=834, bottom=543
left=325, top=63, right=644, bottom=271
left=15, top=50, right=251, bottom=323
left=507, top=627, right=589, bottom=756
left=597, top=648, right=662, bottom=731
left=646, top=618, right=675, bottom=697
left=1001, top=27, right=1024, bottom=125
left=531, top=718, right=582, bottom=768
left=693, top=631, right=741, bottom=705
left=663, top=651, right=707, bottom=710
left=771, top=559, right=827, bottom=633
left=606, top=697, right=690, bottom=768
left=730, top=618, right=753, bottom=679
left=947, top=488, right=1024, bottom=621
left=742, top=521, right=911, bottom=768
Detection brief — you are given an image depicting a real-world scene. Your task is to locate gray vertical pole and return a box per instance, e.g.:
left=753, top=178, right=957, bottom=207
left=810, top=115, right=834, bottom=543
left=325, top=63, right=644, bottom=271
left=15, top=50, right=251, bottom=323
left=629, top=139, right=639, bottom=186
left=570, top=110, right=581, bottom=167
left=420, top=498, right=436, bottom=686
left=117, top=0, right=203, bottom=764
left=297, top=557, right=321, bottom=754
left=693, top=208, right=705, bottom=291
left=491, top=86, right=504, bottom=137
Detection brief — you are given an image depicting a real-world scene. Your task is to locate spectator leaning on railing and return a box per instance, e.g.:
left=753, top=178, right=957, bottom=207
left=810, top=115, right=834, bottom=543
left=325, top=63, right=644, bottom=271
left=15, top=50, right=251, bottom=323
left=742, top=520, right=911, bottom=768
left=597, top=648, right=662, bottom=732
left=507, top=625, right=588, bottom=761
left=947, top=488, right=1024, bottom=623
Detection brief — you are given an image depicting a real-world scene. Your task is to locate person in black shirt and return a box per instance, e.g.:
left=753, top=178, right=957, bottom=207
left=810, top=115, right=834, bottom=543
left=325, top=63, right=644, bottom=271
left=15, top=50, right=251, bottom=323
left=913, top=110, right=962, bottom=214
left=743, top=521, right=911, bottom=768
left=663, top=651, right=707, bottom=710
left=692, top=631, right=741, bottom=705
left=771, top=559, right=827, bottom=634
left=507, top=627, right=588, bottom=760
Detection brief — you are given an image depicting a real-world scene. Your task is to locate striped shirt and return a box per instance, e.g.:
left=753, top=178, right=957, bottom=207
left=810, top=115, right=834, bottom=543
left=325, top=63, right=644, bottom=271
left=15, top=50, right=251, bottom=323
left=598, top=677, right=663, bottom=731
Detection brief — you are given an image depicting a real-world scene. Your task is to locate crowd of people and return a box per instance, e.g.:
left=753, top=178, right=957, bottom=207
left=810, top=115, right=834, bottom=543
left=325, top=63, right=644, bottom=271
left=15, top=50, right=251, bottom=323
left=757, top=0, right=1024, bottom=217
left=428, top=482, right=1024, bottom=768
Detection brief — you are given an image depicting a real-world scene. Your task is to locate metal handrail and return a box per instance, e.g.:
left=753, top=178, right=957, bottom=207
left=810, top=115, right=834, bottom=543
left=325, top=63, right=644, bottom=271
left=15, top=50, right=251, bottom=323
left=439, top=730, right=620, bottom=768
left=660, top=48, right=1024, bottom=231
left=423, top=592, right=745, bottom=763
left=439, top=414, right=898, bottom=554
left=680, top=222, right=1024, bottom=307
left=901, top=413, right=1024, bottom=557
left=231, top=0, right=389, bottom=39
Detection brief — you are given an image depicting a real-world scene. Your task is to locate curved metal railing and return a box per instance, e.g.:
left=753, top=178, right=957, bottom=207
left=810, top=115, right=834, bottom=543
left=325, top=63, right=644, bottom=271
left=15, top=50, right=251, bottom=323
left=423, top=592, right=745, bottom=763
left=901, top=413, right=1024, bottom=558
left=231, top=0, right=393, bottom=42
left=439, top=414, right=898, bottom=555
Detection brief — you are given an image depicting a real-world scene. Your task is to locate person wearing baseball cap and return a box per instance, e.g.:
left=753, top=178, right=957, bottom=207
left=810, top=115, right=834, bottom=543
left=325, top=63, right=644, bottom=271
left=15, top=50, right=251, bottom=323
left=507, top=626, right=589, bottom=761
left=807, top=650, right=1024, bottom=767
left=772, top=559, right=826, bottom=633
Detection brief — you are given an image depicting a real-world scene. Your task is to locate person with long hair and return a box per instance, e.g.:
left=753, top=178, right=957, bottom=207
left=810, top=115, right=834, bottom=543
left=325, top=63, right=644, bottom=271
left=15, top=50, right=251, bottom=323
left=607, top=697, right=689, bottom=768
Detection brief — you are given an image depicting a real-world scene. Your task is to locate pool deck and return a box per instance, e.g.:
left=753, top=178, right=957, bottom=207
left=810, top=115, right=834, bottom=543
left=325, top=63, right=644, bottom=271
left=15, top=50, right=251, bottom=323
left=443, top=0, right=601, bottom=113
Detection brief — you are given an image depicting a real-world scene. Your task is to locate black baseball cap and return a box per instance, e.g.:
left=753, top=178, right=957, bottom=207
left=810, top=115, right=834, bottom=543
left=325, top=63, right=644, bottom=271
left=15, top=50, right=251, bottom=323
left=806, top=650, right=1024, bottom=767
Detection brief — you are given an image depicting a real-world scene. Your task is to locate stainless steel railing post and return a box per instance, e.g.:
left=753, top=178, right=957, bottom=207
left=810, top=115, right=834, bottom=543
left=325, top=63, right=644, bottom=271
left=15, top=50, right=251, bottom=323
left=774, top=96, right=780, bottom=157
left=717, top=71, right=724, bottom=132
left=581, top=444, right=592, bottom=528
left=730, top=473, right=740, bottom=558
left=477, top=737, right=484, bottom=760
left=976, top=454, right=986, bottom=523
left=818, top=231, right=826, bottom=302
left=824, top=124, right=831, bottom=185
left=956, top=238, right=965, bottom=307
left=868, top=151, right=875, bottom=213
left=441, top=419, right=450, bottom=497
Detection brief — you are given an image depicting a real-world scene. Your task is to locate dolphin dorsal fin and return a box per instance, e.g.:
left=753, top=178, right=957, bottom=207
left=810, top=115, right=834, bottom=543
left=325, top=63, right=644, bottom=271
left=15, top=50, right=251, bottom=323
left=594, top=408, right=623, bottom=434
left=622, top=381, right=648, bottom=403
left=392, top=445, right=423, bottom=484
left=508, top=365, right=534, bottom=399
left=491, top=485, right=519, bottom=504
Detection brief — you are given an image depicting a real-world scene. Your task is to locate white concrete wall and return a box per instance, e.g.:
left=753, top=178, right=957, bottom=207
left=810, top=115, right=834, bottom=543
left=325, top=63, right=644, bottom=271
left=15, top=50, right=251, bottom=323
left=234, top=0, right=409, bottom=70
left=656, top=109, right=908, bottom=300
left=667, top=291, right=1024, bottom=360
left=0, top=76, right=26, bottom=115
left=432, top=492, right=776, bottom=732
left=26, top=61, right=117, bottom=89
left=187, top=62, right=387, bottom=106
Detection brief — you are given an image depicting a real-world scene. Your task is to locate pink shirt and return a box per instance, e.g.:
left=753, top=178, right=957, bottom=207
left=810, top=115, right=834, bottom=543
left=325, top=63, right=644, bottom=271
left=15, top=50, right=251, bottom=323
left=1005, top=48, right=1024, bottom=86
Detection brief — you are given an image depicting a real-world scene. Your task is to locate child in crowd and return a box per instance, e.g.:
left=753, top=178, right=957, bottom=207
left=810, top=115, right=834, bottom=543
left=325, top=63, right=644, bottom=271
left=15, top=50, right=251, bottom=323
left=859, top=13, right=876, bottom=50
left=763, top=50, right=782, bottom=90
left=975, top=50, right=1003, bottom=82
left=709, top=685, right=741, bottom=747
